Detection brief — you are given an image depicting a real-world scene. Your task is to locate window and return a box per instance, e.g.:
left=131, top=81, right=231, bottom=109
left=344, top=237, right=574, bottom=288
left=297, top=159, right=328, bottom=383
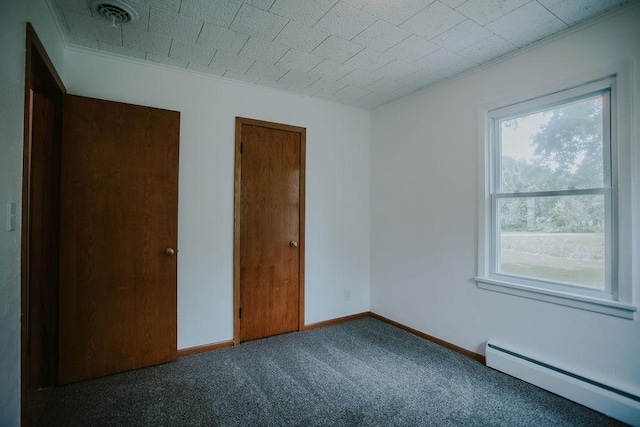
left=476, top=75, right=637, bottom=319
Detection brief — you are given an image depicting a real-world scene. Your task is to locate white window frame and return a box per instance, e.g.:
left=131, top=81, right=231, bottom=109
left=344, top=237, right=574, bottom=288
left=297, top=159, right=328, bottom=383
left=475, top=64, right=637, bottom=320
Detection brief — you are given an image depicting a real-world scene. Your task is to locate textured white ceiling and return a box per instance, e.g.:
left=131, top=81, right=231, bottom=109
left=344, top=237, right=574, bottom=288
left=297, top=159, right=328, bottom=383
left=54, top=0, right=633, bottom=109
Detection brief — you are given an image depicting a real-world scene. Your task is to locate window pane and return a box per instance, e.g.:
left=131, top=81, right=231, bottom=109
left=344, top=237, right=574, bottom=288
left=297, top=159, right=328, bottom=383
left=497, top=195, right=605, bottom=288
left=500, top=96, right=604, bottom=193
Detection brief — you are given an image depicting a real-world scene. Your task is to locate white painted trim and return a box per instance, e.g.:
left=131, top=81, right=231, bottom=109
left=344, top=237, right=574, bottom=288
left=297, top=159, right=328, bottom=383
left=476, top=59, right=637, bottom=316
left=486, top=341, right=640, bottom=426
left=477, top=105, right=492, bottom=280
left=488, top=78, right=615, bottom=119
left=490, top=80, right=615, bottom=296
left=475, top=277, right=636, bottom=319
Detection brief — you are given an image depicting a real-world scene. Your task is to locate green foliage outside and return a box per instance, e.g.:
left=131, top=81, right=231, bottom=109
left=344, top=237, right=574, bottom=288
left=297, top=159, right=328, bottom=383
left=500, top=96, right=605, bottom=233
left=497, top=96, right=607, bottom=287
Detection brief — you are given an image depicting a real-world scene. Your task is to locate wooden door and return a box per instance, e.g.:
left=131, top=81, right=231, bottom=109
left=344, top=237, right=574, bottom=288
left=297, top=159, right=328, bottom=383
left=58, top=95, right=179, bottom=385
left=235, top=118, right=305, bottom=343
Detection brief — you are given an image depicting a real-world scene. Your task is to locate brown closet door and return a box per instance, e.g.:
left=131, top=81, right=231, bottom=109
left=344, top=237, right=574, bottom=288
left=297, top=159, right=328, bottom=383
left=238, top=121, right=303, bottom=342
left=59, top=95, right=179, bottom=384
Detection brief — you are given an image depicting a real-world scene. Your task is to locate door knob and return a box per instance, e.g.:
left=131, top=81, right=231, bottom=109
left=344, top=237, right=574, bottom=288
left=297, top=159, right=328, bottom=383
left=164, top=248, right=176, bottom=257
left=289, top=241, right=298, bottom=248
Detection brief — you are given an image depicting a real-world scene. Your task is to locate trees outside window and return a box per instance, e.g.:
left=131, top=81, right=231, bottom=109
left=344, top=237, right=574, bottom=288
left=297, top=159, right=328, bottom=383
left=477, top=72, right=637, bottom=319
left=490, top=83, right=612, bottom=292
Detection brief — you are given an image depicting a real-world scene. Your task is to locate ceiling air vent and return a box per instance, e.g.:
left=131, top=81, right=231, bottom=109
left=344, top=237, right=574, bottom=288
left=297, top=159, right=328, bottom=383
left=88, top=0, right=139, bottom=24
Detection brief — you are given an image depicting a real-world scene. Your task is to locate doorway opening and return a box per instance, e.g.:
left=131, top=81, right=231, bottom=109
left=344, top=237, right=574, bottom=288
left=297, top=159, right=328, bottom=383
left=21, top=22, right=66, bottom=425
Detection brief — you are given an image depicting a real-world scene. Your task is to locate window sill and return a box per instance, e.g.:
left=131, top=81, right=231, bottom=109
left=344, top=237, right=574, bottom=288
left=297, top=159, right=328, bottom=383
left=475, top=276, right=637, bottom=319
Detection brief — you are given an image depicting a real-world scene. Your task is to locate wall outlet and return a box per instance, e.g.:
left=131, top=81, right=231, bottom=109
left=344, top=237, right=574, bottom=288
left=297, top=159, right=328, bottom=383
left=344, top=290, right=351, bottom=301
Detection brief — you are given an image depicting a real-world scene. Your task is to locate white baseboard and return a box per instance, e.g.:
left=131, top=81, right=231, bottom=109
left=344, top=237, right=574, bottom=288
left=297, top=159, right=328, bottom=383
left=486, top=342, right=640, bottom=426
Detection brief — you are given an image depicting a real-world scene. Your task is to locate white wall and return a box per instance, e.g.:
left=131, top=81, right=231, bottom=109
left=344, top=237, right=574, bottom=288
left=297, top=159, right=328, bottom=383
left=6, top=1, right=637, bottom=424
left=63, top=50, right=371, bottom=349
left=0, top=0, right=65, bottom=423
left=370, top=5, right=640, bottom=397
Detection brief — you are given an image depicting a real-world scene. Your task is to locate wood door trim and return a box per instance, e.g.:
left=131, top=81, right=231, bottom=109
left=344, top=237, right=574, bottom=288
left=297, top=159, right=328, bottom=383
left=233, top=117, right=306, bottom=345
left=24, top=23, right=66, bottom=98
left=22, top=22, right=66, bottom=424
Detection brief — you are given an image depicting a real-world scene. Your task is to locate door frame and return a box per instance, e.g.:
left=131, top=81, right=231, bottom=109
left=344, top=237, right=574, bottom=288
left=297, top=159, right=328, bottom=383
left=22, top=22, right=66, bottom=422
left=233, top=117, right=306, bottom=345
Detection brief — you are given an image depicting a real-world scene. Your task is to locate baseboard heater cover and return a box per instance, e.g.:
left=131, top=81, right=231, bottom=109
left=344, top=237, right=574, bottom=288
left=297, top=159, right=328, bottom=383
left=485, top=341, right=640, bottom=426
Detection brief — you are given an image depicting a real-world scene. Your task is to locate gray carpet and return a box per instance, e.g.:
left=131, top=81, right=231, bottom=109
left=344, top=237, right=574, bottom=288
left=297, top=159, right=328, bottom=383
left=39, top=317, right=624, bottom=426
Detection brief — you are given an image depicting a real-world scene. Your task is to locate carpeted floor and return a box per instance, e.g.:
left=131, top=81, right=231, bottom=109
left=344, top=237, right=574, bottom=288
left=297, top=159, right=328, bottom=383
left=39, top=317, right=624, bottom=426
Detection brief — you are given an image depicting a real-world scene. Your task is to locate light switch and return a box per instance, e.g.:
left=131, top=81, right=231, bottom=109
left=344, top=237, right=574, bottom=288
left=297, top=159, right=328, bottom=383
left=7, top=202, right=16, bottom=232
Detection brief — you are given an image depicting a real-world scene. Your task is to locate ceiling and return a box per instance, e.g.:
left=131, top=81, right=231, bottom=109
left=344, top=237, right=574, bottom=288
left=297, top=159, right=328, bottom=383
left=52, top=0, right=632, bottom=109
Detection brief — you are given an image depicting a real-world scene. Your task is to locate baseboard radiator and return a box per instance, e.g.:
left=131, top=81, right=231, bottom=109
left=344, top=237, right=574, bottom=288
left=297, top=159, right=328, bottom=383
left=485, top=342, right=640, bottom=426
